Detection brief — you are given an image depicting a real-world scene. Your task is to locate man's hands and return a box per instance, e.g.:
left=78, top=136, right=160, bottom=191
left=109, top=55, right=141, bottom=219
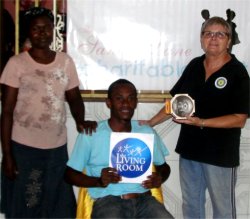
left=142, top=172, right=162, bottom=189
left=142, top=163, right=171, bottom=189
left=98, top=167, right=121, bottom=187
left=98, top=163, right=170, bottom=189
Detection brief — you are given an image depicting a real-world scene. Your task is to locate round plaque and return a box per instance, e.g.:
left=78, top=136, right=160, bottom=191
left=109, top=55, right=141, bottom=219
left=170, top=94, right=195, bottom=119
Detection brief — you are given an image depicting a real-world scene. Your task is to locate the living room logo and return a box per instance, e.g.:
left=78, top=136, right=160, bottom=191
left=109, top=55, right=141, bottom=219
left=111, top=138, right=152, bottom=178
left=110, top=133, right=154, bottom=183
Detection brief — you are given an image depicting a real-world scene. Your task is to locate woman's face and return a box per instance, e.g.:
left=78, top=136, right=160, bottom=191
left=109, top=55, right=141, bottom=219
left=28, top=16, right=54, bottom=49
left=200, top=24, right=231, bottom=56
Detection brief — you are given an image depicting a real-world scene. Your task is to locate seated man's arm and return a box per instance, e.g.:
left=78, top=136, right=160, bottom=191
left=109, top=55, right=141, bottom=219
left=65, top=166, right=121, bottom=188
left=142, top=163, right=171, bottom=189
left=65, top=166, right=102, bottom=187
left=155, top=162, right=171, bottom=183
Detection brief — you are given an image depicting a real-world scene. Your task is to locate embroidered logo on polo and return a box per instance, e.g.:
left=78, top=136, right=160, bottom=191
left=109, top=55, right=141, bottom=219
left=110, top=138, right=152, bottom=178
left=215, top=77, right=227, bottom=89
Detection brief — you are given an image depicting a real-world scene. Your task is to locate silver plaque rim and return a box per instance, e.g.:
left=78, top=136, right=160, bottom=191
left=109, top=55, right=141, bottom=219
left=170, top=94, right=195, bottom=119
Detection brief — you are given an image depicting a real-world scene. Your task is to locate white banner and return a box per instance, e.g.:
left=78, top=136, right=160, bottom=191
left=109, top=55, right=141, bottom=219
left=67, top=0, right=250, bottom=90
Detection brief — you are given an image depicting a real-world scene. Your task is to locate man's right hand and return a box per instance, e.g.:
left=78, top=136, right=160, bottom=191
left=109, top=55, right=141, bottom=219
left=99, top=167, right=121, bottom=187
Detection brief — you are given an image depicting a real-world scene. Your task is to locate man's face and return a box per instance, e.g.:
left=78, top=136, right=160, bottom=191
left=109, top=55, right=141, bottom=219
left=106, top=84, right=138, bottom=122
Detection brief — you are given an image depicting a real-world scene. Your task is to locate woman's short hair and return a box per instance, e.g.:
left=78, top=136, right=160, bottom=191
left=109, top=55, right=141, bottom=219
left=201, top=16, right=232, bottom=39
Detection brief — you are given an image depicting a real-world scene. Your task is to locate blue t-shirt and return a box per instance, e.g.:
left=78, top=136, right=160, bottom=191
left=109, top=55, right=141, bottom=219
left=67, top=120, right=169, bottom=199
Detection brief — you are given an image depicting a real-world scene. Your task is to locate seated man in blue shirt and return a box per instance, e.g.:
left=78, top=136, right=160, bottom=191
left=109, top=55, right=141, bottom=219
left=65, top=79, right=174, bottom=218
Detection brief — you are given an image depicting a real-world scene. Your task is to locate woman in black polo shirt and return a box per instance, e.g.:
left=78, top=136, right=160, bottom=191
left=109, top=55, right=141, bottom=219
left=143, top=16, right=249, bottom=218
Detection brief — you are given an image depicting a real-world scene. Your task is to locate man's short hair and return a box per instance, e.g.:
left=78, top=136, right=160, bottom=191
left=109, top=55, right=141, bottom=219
left=107, top=79, right=137, bottom=99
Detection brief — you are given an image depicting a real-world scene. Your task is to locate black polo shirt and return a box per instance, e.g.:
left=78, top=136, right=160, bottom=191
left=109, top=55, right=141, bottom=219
left=170, top=54, right=250, bottom=167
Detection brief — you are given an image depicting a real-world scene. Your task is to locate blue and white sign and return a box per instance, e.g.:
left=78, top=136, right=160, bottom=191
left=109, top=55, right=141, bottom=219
left=110, top=132, right=154, bottom=183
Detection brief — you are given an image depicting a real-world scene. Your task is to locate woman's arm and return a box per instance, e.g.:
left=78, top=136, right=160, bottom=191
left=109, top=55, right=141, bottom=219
left=149, top=106, right=172, bottom=127
left=65, top=87, right=97, bottom=134
left=174, top=114, right=248, bottom=129
left=1, top=85, right=18, bottom=179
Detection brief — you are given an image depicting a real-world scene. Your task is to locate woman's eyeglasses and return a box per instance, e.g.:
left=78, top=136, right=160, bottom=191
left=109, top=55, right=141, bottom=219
left=202, top=31, right=229, bottom=39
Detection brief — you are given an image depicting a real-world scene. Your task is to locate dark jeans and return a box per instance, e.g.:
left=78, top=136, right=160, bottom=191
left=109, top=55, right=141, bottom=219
left=91, top=193, right=174, bottom=218
left=1, top=141, right=76, bottom=218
